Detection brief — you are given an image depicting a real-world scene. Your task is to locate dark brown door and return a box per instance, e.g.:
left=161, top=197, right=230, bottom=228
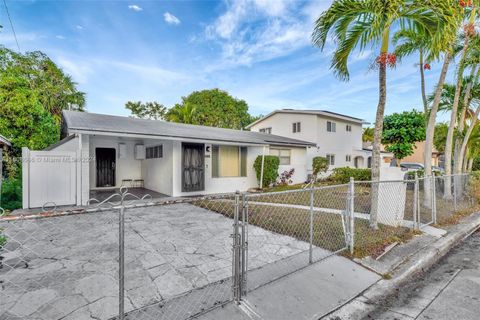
left=182, top=143, right=205, bottom=192
left=96, top=148, right=116, bottom=187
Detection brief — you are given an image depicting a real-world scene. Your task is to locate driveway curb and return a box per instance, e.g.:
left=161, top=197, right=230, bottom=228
left=322, top=212, right=480, bottom=320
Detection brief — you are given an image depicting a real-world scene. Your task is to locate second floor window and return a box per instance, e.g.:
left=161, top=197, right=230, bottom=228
left=292, top=122, right=301, bottom=133
left=346, top=155, right=351, bottom=162
left=327, top=154, right=335, bottom=165
left=259, top=127, right=272, bottom=134
left=346, top=125, right=352, bottom=132
left=327, top=121, right=336, bottom=132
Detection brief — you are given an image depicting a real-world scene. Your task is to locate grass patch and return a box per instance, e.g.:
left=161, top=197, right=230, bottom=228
left=193, top=199, right=415, bottom=259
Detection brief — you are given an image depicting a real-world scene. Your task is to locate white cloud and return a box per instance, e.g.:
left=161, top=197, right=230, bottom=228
left=76, top=25, right=84, bottom=30
left=128, top=5, right=143, bottom=12
left=204, top=0, right=322, bottom=69
left=164, top=12, right=181, bottom=25
left=57, top=57, right=93, bottom=84
left=55, top=35, right=66, bottom=40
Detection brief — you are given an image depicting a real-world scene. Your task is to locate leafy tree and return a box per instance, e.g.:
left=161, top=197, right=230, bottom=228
left=0, top=47, right=85, bottom=123
left=0, top=71, right=59, bottom=152
left=125, top=101, right=166, bottom=120
left=311, top=0, right=452, bottom=228
left=166, top=101, right=197, bottom=124
left=166, top=89, right=254, bottom=129
left=382, top=110, right=426, bottom=161
left=0, top=47, right=84, bottom=153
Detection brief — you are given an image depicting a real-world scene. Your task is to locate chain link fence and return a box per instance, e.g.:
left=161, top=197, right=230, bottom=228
left=242, top=185, right=352, bottom=293
left=1, top=173, right=479, bottom=319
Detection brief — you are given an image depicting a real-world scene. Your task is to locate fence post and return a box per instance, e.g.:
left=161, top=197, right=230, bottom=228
left=241, top=193, right=247, bottom=296
left=413, top=173, right=419, bottom=230
left=349, top=177, right=355, bottom=255
left=309, top=187, right=314, bottom=264
left=232, top=191, right=241, bottom=303
left=453, top=175, right=458, bottom=212
left=432, top=175, right=437, bottom=225
left=119, top=195, right=125, bottom=320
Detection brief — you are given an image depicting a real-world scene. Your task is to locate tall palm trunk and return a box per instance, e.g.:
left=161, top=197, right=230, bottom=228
left=455, top=66, right=480, bottom=173
left=370, top=28, right=390, bottom=230
left=445, top=41, right=470, bottom=197
left=454, top=65, right=478, bottom=173
left=419, top=50, right=428, bottom=113
left=467, top=158, right=474, bottom=172
left=458, top=105, right=480, bottom=173
left=424, top=52, right=452, bottom=206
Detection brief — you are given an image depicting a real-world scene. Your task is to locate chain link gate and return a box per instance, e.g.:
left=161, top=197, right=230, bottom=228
left=232, top=183, right=355, bottom=301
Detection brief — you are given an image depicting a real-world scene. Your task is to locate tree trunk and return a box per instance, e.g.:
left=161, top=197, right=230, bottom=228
left=468, top=158, right=474, bottom=172
left=458, top=105, right=480, bottom=173
left=454, top=65, right=478, bottom=173
left=419, top=50, right=428, bottom=114
left=462, top=148, right=469, bottom=172
left=370, top=61, right=387, bottom=230
left=455, top=66, right=480, bottom=173
left=424, top=52, right=451, bottom=206
left=444, top=41, right=469, bottom=197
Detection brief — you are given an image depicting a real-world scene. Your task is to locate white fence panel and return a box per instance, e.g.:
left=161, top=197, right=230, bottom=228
left=23, top=148, right=77, bottom=208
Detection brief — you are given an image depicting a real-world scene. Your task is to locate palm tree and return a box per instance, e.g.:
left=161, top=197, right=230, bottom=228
left=166, top=102, right=197, bottom=124
left=312, top=0, right=453, bottom=228
left=444, top=5, right=478, bottom=197
left=393, top=25, right=433, bottom=113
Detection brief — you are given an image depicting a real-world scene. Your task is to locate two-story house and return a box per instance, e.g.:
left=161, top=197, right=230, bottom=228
left=246, top=109, right=393, bottom=178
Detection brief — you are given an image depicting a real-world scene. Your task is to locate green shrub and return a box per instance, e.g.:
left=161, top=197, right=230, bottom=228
left=1, top=177, right=22, bottom=211
left=312, top=157, right=329, bottom=178
left=254, top=155, right=280, bottom=188
left=330, top=167, right=371, bottom=184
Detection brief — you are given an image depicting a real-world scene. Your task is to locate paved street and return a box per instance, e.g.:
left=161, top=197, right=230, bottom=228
left=366, top=230, right=480, bottom=320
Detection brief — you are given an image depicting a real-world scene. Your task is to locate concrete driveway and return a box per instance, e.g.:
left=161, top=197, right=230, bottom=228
left=0, top=203, right=310, bottom=320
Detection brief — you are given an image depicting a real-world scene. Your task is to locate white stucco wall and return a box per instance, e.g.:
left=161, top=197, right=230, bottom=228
left=250, top=112, right=365, bottom=174
left=89, top=136, right=142, bottom=189
left=141, top=140, right=174, bottom=196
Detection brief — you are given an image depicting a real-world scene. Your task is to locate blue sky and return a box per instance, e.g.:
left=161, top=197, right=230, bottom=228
left=0, top=0, right=455, bottom=123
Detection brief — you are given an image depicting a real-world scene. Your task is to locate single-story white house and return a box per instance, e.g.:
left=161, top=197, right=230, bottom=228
left=22, top=111, right=314, bottom=208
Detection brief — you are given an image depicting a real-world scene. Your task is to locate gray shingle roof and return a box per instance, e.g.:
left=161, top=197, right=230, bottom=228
left=62, top=111, right=315, bottom=147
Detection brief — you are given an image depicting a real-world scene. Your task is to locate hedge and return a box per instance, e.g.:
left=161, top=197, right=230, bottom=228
left=253, top=155, right=280, bottom=188
left=330, top=167, right=371, bottom=184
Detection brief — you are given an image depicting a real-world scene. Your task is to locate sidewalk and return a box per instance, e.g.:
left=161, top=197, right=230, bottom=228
left=197, top=255, right=380, bottom=320
left=324, top=212, right=480, bottom=320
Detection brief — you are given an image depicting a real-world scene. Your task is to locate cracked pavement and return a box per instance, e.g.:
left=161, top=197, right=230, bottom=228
left=0, top=203, right=310, bottom=320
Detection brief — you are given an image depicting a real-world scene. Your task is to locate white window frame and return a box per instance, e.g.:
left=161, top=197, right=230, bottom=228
left=326, top=154, right=335, bottom=165
left=259, top=127, right=272, bottom=134
left=327, top=121, right=336, bottom=132
left=346, top=155, right=351, bottom=162
left=346, top=124, right=352, bottom=132
left=270, top=148, right=291, bottom=165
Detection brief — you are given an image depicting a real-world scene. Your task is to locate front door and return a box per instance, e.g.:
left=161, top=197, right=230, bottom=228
left=182, top=143, right=205, bottom=192
left=96, top=148, right=116, bottom=187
